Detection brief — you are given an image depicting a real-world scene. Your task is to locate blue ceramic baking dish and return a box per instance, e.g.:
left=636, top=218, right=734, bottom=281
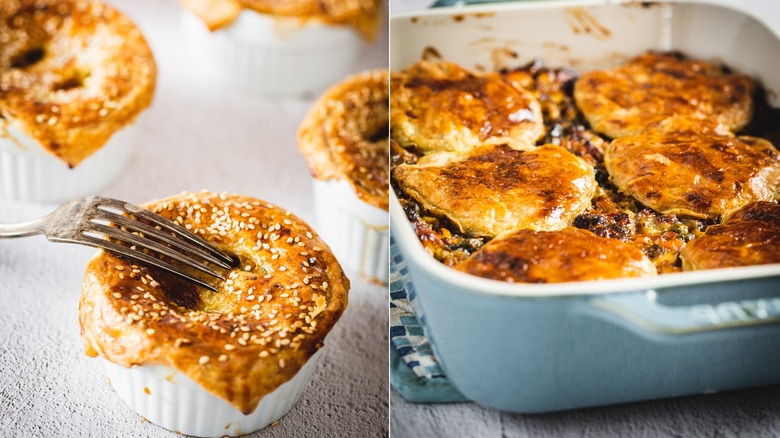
left=390, top=0, right=780, bottom=413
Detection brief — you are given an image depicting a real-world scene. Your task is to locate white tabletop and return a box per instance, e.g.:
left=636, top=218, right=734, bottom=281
left=389, top=1, right=780, bottom=437
left=0, top=0, right=389, bottom=437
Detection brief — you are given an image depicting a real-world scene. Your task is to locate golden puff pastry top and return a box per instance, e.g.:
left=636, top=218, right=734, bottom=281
left=680, top=201, right=780, bottom=271
left=180, top=0, right=382, bottom=41
left=0, top=0, right=157, bottom=168
left=298, top=69, right=389, bottom=210
left=605, top=133, right=780, bottom=220
left=79, top=192, right=349, bottom=414
left=391, top=60, right=544, bottom=154
left=393, top=144, right=597, bottom=238
left=456, top=228, right=657, bottom=283
left=574, top=52, right=754, bottom=139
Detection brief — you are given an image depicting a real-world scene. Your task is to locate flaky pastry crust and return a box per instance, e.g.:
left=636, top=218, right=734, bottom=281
left=0, top=0, right=157, bottom=168
left=298, top=69, right=389, bottom=210
left=574, top=52, right=754, bottom=138
left=391, top=61, right=544, bottom=154
left=180, top=0, right=382, bottom=41
left=456, top=228, right=657, bottom=283
left=680, top=201, right=780, bottom=271
left=393, top=144, right=597, bottom=238
left=79, top=192, right=349, bottom=414
left=605, top=133, right=780, bottom=220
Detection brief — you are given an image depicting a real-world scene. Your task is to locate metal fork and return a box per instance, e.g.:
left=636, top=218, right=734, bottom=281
left=0, top=196, right=235, bottom=292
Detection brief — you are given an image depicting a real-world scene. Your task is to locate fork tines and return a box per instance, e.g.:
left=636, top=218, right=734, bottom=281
left=80, top=197, right=235, bottom=292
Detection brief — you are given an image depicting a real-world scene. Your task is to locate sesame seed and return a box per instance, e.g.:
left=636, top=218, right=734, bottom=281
left=279, top=359, right=285, bottom=368
left=259, top=351, right=269, bottom=358
left=199, top=356, right=210, bottom=365
left=224, top=344, right=236, bottom=351
left=146, top=328, right=155, bottom=335
left=115, top=266, right=125, bottom=271
left=113, top=293, right=122, bottom=299
left=218, top=354, right=228, bottom=362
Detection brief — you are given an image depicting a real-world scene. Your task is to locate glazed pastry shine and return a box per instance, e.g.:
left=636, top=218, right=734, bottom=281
left=180, top=0, right=382, bottom=41
left=456, top=228, right=657, bottom=283
left=79, top=192, right=349, bottom=414
left=391, top=61, right=544, bottom=154
left=393, top=144, right=597, bottom=238
left=298, top=69, right=389, bottom=210
left=605, top=133, right=780, bottom=219
left=574, top=52, right=754, bottom=138
left=0, top=0, right=157, bottom=168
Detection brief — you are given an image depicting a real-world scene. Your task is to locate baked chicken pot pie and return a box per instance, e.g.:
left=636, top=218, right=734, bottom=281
left=298, top=69, right=389, bottom=283
left=0, top=0, right=156, bottom=201
left=392, top=52, right=780, bottom=282
left=80, top=192, right=349, bottom=437
left=179, top=0, right=382, bottom=96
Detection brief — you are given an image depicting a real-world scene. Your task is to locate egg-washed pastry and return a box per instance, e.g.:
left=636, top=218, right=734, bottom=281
left=80, top=191, right=349, bottom=416
left=456, top=228, right=657, bottom=283
left=605, top=133, right=780, bottom=220
left=574, top=52, right=754, bottom=138
left=391, top=60, right=544, bottom=154
left=393, top=144, right=597, bottom=238
left=680, top=201, right=780, bottom=271
left=0, top=0, right=157, bottom=168
left=298, top=69, right=388, bottom=210
left=180, top=0, right=382, bottom=41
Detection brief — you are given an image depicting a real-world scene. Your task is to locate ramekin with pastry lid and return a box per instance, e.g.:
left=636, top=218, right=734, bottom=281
left=297, top=69, right=389, bottom=284
left=79, top=191, right=349, bottom=437
left=180, top=0, right=382, bottom=96
left=0, top=0, right=156, bottom=202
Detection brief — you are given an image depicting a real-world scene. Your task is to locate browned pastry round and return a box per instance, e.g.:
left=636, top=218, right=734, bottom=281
left=79, top=192, right=350, bottom=414
left=605, top=133, right=780, bottom=220
left=393, top=144, right=597, bottom=238
left=455, top=228, right=657, bottom=283
left=574, top=52, right=754, bottom=138
left=680, top=201, right=780, bottom=271
left=391, top=60, right=544, bottom=154
left=0, top=0, right=157, bottom=168
left=298, top=69, right=388, bottom=210
left=180, top=0, right=382, bottom=41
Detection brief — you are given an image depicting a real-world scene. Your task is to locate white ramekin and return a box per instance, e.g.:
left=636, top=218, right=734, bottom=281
left=313, top=179, right=388, bottom=284
left=181, top=8, right=364, bottom=97
left=104, top=349, right=324, bottom=437
left=0, top=120, right=137, bottom=203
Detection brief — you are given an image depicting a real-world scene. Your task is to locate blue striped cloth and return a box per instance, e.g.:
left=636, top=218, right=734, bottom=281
left=390, top=237, right=467, bottom=402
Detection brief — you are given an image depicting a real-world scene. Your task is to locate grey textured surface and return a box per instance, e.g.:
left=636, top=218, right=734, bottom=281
left=391, top=387, right=780, bottom=437
left=0, top=0, right=389, bottom=436
left=389, top=1, right=780, bottom=437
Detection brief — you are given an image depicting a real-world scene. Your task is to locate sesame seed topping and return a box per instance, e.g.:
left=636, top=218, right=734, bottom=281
left=199, top=356, right=210, bottom=365
left=146, top=328, right=155, bottom=335
left=224, top=344, right=236, bottom=351
left=259, top=351, right=269, bottom=358
left=113, top=293, right=122, bottom=299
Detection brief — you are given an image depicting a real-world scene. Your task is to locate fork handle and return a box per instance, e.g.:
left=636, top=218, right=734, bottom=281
left=0, top=217, right=48, bottom=238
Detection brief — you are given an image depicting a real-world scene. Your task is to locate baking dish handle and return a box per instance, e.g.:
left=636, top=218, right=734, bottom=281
left=589, top=291, right=780, bottom=334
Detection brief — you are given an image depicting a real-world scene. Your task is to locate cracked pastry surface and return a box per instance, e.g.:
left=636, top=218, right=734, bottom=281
left=680, top=201, right=780, bottom=271
left=605, top=133, right=780, bottom=220
left=180, top=0, right=382, bottom=41
left=391, top=60, right=544, bottom=154
left=0, top=0, right=157, bottom=168
left=79, top=191, right=349, bottom=414
left=455, top=228, right=657, bottom=283
left=298, top=69, right=389, bottom=210
left=393, top=144, right=597, bottom=238
left=574, top=52, right=754, bottom=138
